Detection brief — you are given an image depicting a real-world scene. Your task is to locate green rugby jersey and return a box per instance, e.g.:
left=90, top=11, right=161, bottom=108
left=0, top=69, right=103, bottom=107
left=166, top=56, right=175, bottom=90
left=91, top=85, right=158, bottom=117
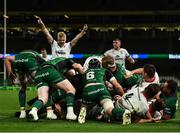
left=41, top=57, right=74, bottom=74
left=82, top=68, right=114, bottom=85
left=160, top=93, right=178, bottom=119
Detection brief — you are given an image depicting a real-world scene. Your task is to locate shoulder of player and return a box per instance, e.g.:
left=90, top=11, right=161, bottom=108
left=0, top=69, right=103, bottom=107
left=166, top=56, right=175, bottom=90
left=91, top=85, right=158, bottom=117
left=65, top=42, right=71, bottom=45
left=119, top=48, right=128, bottom=52
left=105, top=49, right=114, bottom=53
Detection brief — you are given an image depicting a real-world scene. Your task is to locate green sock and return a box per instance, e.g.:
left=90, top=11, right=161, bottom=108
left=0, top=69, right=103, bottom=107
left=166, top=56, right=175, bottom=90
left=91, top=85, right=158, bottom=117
left=52, top=89, right=66, bottom=102
left=33, top=100, right=43, bottom=110
left=45, top=97, right=53, bottom=108
left=66, top=93, right=75, bottom=107
left=18, top=90, right=26, bottom=107
left=112, top=108, right=125, bottom=119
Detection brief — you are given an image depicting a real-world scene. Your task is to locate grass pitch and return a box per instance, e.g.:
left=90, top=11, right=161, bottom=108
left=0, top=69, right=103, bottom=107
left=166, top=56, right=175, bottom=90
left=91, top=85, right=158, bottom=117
left=0, top=89, right=180, bottom=132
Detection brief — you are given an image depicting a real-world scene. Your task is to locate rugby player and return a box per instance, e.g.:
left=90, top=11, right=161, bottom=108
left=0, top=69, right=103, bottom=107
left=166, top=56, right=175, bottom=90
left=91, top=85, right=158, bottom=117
left=29, top=57, right=84, bottom=121
left=34, top=15, right=88, bottom=59
left=78, top=59, right=131, bottom=125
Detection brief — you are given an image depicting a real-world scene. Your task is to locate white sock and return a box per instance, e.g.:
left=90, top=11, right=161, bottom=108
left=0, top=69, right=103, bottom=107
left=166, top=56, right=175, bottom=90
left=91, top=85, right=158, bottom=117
left=67, top=107, right=74, bottom=114
left=47, top=107, right=52, bottom=113
left=20, top=107, right=25, bottom=110
left=32, top=107, right=38, bottom=112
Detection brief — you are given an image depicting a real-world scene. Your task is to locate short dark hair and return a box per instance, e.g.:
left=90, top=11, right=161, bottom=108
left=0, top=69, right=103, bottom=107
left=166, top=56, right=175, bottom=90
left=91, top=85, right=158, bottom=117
left=41, top=48, right=47, bottom=51
left=143, top=64, right=156, bottom=78
left=167, top=80, right=178, bottom=95
left=113, top=38, right=121, bottom=42
left=144, top=83, right=160, bottom=99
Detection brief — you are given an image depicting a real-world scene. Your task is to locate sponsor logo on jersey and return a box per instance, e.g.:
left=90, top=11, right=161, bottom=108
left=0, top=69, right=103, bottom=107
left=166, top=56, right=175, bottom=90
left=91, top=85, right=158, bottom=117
left=15, top=59, right=29, bottom=63
left=88, top=88, right=104, bottom=95
left=56, top=50, right=66, bottom=55
left=115, top=55, right=124, bottom=61
left=35, top=72, right=50, bottom=78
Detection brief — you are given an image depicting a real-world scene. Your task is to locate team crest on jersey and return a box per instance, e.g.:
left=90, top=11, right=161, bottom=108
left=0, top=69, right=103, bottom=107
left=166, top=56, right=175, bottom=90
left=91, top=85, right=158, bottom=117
left=115, top=55, right=123, bottom=60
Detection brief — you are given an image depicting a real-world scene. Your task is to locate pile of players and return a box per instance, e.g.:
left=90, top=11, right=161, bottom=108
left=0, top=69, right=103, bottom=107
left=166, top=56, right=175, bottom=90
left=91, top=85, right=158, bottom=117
left=4, top=51, right=178, bottom=125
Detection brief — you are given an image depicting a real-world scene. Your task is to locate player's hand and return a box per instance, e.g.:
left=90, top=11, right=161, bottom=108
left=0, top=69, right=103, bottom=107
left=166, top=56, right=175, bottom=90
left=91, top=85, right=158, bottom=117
left=55, top=103, right=61, bottom=113
left=82, top=24, right=88, bottom=32
left=152, top=118, right=161, bottom=122
left=34, top=15, right=43, bottom=25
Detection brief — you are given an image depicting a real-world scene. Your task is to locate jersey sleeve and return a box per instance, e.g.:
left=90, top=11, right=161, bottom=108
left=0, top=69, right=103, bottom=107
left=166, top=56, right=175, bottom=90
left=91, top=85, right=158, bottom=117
left=104, top=50, right=110, bottom=56
left=32, top=51, right=46, bottom=65
left=123, top=49, right=130, bottom=58
left=36, top=55, right=46, bottom=65
left=51, top=40, right=57, bottom=47
left=49, top=38, right=54, bottom=45
left=163, top=98, right=177, bottom=118
left=67, top=42, right=72, bottom=48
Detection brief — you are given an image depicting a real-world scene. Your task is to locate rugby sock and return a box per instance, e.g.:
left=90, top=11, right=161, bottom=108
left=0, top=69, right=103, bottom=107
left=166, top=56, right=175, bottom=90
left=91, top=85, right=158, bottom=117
left=18, top=90, right=26, bottom=108
left=112, top=108, right=125, bottom=118
left=67, top=106, right=74, bottom=114
left=45, top=97, right=53, bottom=108
left=66, top=93, right=75, bottom=107
left=33, top=100, right=44, bottom=110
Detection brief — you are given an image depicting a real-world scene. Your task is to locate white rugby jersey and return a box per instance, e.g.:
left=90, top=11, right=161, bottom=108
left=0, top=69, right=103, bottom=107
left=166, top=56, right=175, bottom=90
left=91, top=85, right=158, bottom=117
left=120, top=88, right=149, bottom=117
left=51, top=40, right=71, bottom=59
left=131, top=72, right=160, bottom=92
left=104, top=48, right=130, bottom=68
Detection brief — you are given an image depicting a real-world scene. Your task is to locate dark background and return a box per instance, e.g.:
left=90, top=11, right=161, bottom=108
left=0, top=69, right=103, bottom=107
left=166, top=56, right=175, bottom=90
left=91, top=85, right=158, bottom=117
left=0, top=0, right=180, bottom=77
left=1, top=0, right=180, bottom=11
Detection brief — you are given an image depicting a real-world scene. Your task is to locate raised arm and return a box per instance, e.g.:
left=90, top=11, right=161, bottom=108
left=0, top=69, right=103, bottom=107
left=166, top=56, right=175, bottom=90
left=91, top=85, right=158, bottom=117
left=70, top=24, right=88, bottom=47
left=34, top=15, right=54, bottom=45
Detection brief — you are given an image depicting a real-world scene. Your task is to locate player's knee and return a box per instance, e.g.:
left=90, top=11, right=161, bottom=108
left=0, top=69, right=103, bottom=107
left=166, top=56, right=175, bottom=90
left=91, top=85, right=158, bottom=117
left=66, top=85, right=76, bottom=94
left=67, top=90, right=76, bottom=95
left=38, top=87, right=49, bottom=105
left=58, top=80, right=76, bottom=93
left=39, top=97, right=48, bottom=105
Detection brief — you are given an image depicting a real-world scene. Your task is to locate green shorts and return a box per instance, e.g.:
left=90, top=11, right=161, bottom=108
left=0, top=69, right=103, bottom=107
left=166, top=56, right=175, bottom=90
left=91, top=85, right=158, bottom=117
left=82, top=84, right=111, bottom=105
left=13, top=53, right=39, bottom=74
left=34, top=66, right=66, bottom=88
